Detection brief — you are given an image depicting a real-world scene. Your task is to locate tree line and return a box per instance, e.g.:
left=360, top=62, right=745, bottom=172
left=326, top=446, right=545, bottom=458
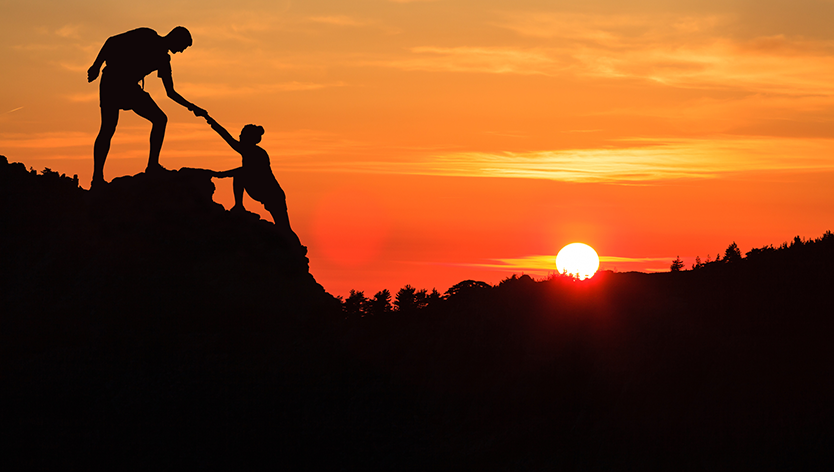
left=340, top=230, right=834, bottom=317
left=340, top=280, right=500, bottom=319
left=670, top=231, right=834, bottom=272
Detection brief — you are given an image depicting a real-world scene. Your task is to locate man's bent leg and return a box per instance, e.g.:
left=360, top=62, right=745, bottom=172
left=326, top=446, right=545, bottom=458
left=93, top=106, right=119, bottom=185
left=132, top=94, right=167, bottom=171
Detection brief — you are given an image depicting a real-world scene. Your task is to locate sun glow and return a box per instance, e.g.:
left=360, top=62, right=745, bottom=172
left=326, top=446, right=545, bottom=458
left=556, top=243, right=600, bottom=280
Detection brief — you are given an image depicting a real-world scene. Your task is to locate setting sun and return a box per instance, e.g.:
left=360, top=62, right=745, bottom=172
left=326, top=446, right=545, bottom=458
left=556, top=243, right=600, bottom=280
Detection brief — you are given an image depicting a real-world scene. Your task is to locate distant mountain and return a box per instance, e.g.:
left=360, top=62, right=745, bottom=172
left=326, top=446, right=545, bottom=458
left=2, top=156, right=832, bottom=470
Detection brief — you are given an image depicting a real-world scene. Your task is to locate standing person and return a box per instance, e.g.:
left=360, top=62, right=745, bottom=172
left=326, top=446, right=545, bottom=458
left=87, top=26, right=206, bottom=188
left=204, top=113, right=305, bottom=255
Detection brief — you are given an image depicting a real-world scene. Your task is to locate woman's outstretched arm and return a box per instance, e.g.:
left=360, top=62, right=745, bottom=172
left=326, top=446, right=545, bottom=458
left=213, top=167, right=242, bottom=178
left=205, top=114, right=242, bottom=154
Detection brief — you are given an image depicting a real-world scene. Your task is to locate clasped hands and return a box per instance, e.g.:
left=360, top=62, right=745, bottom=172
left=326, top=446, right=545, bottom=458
left=190, top=105, right=208, bottom=118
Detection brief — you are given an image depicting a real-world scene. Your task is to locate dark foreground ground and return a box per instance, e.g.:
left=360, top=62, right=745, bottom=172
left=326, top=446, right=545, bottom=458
left=2, top=158, right=833, bottom=470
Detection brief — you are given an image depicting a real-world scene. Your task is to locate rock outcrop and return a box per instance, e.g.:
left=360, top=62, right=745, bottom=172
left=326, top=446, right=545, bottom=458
left=1, top=157, right=338, bottom=331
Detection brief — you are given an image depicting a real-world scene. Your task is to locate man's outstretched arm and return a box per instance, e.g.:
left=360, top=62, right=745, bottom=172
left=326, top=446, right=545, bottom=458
left=87, top=38, right=111, bottom=82
left=161, top=75, right=207, bottom=117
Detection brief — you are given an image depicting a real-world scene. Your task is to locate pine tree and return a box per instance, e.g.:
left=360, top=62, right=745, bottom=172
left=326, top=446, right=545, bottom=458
left=723, top=242, right=742, bottom=263
left=670, top=256, right=685, bottom=272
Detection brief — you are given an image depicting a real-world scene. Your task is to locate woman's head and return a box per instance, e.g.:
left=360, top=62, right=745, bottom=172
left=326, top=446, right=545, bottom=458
left=240, top=124, right=265, bottom=145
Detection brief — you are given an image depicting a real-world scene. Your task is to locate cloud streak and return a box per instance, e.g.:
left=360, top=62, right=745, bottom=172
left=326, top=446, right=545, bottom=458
left=309, top=16, right=369, bottom=27
left=381, top=46, right=562, bottom=75
left=447, top=254, right=672, bottom=275
left=368, top=11, right=834, bottom=98
left=177, top=81, right=348, bottom=98
left=299, top=136, right=834, bottom=183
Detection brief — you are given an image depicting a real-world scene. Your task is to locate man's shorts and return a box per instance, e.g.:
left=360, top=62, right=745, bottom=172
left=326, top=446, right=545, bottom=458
left=99, top=75, right=156, bottom=111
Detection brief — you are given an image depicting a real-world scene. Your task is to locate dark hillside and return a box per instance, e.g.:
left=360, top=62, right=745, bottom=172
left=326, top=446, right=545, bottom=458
left=2, top=156, right=832, bottom=470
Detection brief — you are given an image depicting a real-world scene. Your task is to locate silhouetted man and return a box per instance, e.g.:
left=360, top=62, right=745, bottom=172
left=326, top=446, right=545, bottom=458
left=87, top=26, right=206, bottom=188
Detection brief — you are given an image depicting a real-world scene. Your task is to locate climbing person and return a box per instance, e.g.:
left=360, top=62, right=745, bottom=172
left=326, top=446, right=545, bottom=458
left=205, top=113, right=305, bottom=255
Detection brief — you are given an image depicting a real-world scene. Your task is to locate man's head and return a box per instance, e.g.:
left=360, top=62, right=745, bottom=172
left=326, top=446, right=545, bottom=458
left=240, top=124, right=265, bottom=145
left=166, top=26, right=192, bottom=53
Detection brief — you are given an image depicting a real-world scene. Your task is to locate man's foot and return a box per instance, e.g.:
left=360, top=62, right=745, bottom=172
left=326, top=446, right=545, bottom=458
left=145, top=163, right=170, bottom=175
left=90, top=178, right=108, bottom=191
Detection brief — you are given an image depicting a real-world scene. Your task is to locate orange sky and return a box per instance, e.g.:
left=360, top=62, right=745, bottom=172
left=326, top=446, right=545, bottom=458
left=3, top=0, right=834, bottom=296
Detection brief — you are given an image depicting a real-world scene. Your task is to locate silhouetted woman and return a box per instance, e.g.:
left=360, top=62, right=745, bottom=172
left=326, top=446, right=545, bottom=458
left=205, top=114, right=304, bottom=253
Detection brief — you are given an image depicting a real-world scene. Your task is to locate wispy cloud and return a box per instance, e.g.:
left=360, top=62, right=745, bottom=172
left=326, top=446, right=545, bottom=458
left=495, top=12, right=723, bottom=43
left=490, top=12, right=834, bottom=95
left=307, top=14, right=402, bottom=35
left=55, top=24, right=82, bottom=39
left=367, top=11, right=834, bottom=98
left=419, top=137, right=834, bottom=182
left=599, top=256, right=672, bottom=263
left=185, top=9, right=296, bottom=46
left=293, top=136, right=834, bottom=182
left=381, top=46, right=562, bottom=75
left=65, top=92, right=97, bottom=102
left=5, top=107, right=24, bottom=114
left=59, top=61, right=88, bottom=72
left=177, top=81, right=347, bottom=98
left=445, top=254, right=672, bottom=274
left=0, top=131, right=98, bottom=149
left=309, top=16, right=369, bottom=27
left=11, top=43, right=61, bottom=51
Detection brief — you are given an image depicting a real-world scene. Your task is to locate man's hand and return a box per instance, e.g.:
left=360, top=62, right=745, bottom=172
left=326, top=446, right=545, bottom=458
left=87, top=65, right=100, bottom=83
left=191, top=105, right=207, bottom=118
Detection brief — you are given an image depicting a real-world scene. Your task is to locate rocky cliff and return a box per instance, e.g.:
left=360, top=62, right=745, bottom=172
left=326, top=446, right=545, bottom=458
left=1, top=157, right=339, bottom=335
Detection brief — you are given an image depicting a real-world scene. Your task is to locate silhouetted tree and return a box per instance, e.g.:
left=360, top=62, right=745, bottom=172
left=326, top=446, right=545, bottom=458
left=395, top=285, right=417, bottom=312
left=367, top=289, right=392, bottom=316
left=746, top=245, right=774, bottom=259
left=445, top=280, right=491, bottom=298
left=38, top=167, right=80, bottom=189
left=499, top=274, right=519, bottom=285
left=394, top=285, right=431, bottom=312
left=692, top=256, right=703, bottom=270
left=723, top=242, right=742, bottom=263
left=670, top=256, right=684, bottom=272
left=414, top=288, right=428, bottom=309
left=790, top=235, right=804, bottom=248
left=344, top=289, right=367, bottom=318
